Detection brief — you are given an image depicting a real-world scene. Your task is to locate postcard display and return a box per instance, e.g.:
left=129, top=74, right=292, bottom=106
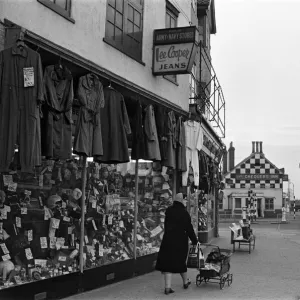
left=0, top=158, right=172, bottom=289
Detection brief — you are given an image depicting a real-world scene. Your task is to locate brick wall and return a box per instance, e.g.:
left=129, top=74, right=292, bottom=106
left=0, top=22, right=5, bottom=51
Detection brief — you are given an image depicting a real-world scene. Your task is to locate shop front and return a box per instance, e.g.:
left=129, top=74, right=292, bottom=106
left=0, top=22, right=206, bottom=300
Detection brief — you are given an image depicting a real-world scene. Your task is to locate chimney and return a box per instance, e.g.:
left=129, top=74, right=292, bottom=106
left=260, top=141, right=263, bottom=153
left=223, top=149, right=228, bottom=174
left=228, top=142, right=235, bottom=171
left=252, top=141, right=255, bottom=153
left=256, top=141, right=259, bottom=153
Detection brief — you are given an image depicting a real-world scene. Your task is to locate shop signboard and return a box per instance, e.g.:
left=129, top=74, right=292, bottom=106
left=236, top=174, right=280, bottom=180
left=152, top=26, right=197, bottom=75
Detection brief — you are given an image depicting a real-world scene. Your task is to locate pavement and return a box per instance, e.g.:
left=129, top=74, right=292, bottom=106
left=64, top=219, right=300, bottom=300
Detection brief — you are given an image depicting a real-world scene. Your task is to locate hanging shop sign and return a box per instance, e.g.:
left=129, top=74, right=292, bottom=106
left=152, top=26, right=197, bottom=76
left=236, top=174, right=280, bottom=180
left=202, top=131, right=223, bottom=162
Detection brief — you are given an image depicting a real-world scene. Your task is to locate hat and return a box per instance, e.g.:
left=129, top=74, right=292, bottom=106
left=174, top=193, right=184, bottom=204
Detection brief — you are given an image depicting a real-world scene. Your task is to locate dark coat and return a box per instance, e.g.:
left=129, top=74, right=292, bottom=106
left=94, top=87, right=131, bottom=164
left=73, top=73, right=105, bottom=157
left=155, top=201, right=198, bottom=273
left=42, top=65, right=73, bottom=159
left=0, top=45, right=44, bottom=173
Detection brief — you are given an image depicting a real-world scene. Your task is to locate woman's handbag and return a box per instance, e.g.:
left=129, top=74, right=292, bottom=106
left=187, top=242, right=203, bottom=269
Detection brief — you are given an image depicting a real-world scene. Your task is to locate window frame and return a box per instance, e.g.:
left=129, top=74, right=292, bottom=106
left=235, top=198, right=242, bottom=209
left=103, top=0, right=145, bottom=65
left=163, top=1, right=179, bottom=85
left=265, top=198, right=274, bottom=210
left=37, top=0, right=75, bottom=23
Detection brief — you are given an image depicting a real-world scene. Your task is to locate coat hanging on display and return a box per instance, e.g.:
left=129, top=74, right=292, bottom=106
left=164, top=110, right=177, bottom=169
left=94, top=86, right=131, bottom=164
left=176, top=116, right=187, bottom=172
left=42, top=64, right=74, bottom=160
left=144, top=104, right=161, bottom=161
left=0, top=44, right=44, bottom=173
left=155, top=106, right=168, bottom=161
left=131, top=100, right=146, bottom=160
left=73, top=73, right=105, bottom=157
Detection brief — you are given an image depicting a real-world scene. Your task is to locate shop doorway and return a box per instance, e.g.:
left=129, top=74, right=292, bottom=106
left=257, top=198, right=262, bottom=217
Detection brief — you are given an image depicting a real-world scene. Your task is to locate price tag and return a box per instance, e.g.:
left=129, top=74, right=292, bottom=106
left=0, top=243, right=9, bottom=254
left=63, top=216, right=70, bottom=222
left=23, top=67, right=34, bottom=87
left=0, top=210, right=7, bottom=220
left=92, top=220, right=98, bottom=231
left=2, top=254, right=11, bottom=261
left=49, top=237, right=56, bottom=249
left=85, top=236, right=89, bottom=244
left=92, top=200, right=97, bottom=209
left=25, top=248, right=33, bottom=260
left=3, top=175, right=13, bottom=186
left=16, top=217, right=21, bottom=228
left=99, top=249, right=104, bottom=257
left=58, top=256, right=67, bottom=262
left=21, top=207, right=28, bottom=215
left=51, top=218, right=60, bottom=229
left=8, top=182, right=17, bottom=192
left=119, top=220, right=124, bottom=228
left=28, top=230, right=33, bottom=242
left=108, top=215, right=113, bottom=225
left=24, top=190, right=31, bottom=196
left=40, top=237, right=48, bottom=249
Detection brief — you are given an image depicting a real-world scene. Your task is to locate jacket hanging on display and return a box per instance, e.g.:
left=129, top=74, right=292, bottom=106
left=164, top=110, right=177, bottom=168
left=73, top=73, right=105, bottom=157
left=155, top=106, right=168, bottom=161
left=198, top=152, right=209, bottom=194
left=42, top=65, right=74, bottom=160
left=0, top=45, right=44, bottom=173
left=95, top=87, right=131, bottom=164
left=144, top=105, right=161, bottom=161
left=131, top=101, right=146, bottom=160
left=176, top=116, right=187, bottom=172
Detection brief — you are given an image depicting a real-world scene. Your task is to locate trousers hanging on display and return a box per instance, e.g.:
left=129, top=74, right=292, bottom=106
left=0, top=45, right=44, bottom=173
left=176, top=116, right=187, bottom=172
left=73, top=73, right=105, bottom=157
left=42, top=65, right=74, bottom=160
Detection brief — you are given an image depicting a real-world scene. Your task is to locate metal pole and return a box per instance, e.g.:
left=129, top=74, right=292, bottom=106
left=133, top=160, right=139, bottom=260
left=79, top=155, right=87, bottom=273
left=294, top=200, right=296, bottom=220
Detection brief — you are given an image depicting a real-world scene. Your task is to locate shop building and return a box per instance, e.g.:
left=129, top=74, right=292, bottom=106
left=221, top=141, right=288, bottom=218
left=0, top=0, right=225, bottom=299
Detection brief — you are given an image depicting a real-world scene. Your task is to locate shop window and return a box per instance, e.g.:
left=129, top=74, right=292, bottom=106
left=104, top=0, right=144, bottom=63
left=235, top=198, right=241, bottom=209
left=261, top=183, right=265, bottom=188
left=270, top=184, right=275, bottom=188
left=250, top=183, right=255, bottom=188
left=218, top=198, right=223, bottom=210
left=164, top=1, right=179, bottom=85
left=241, top=183, right=245, bottom=188
left=37, top=0, right=74, bottom=23
left=265, top=198, right=274, bottom=210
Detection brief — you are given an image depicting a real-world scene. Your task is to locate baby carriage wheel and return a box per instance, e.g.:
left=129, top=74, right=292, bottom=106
left=196, top=274, right=202, bottom=286
left=227, top=274, right=233, bottom=286
left=219, top=277, right=226, bottom=290
left=204, top=278, right=209, bottom=283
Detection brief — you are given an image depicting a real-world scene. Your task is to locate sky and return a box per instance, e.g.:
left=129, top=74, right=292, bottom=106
left=210, top=0, right=300, bottom=198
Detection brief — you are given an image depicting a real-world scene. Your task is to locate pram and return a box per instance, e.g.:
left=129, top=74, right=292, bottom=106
left=196, top=244, right=233, bottom=290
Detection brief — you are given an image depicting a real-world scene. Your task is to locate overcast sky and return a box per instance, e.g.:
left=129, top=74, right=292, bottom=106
left=211, top=0, right=300, bottom=198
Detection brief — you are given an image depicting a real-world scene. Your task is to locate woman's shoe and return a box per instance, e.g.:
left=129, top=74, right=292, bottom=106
left=164, top=288, right=175, bottom=295
left=183, top=279, right=191, bottom=289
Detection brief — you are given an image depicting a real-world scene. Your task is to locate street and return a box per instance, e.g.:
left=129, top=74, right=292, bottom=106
left=64, top=219, right=300, bottom=300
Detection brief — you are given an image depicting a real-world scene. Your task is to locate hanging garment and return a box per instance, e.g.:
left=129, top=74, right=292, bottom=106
left=73, top=73, right=105, bottom=157
left=131, top=101, right=146, bottom=160
left=155, top=106, right=168, bottom=161
left=94, top=87, right=131, bottom=164
left=144, top=105, right=161, bottom=161
left=164, top=110, right=176, bottom=168
left=0, top=45, right=44, bottom=173
left=42, top=65, right=73, bottom=160
left=182, top=121, right=203, bottom=186
left=176, top=116, right=187, bottom=172
left=198, top=152, right=209, bottom=193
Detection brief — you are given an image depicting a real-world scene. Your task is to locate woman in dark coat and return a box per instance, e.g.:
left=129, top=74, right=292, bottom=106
left=156, top=193, right=198, bottom=295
